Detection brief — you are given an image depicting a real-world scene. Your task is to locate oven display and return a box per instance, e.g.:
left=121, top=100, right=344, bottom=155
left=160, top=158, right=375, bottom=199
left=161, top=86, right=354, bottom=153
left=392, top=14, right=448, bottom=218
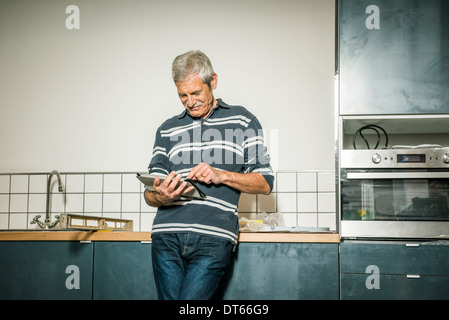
left=397, top=154, right=426, bottom=163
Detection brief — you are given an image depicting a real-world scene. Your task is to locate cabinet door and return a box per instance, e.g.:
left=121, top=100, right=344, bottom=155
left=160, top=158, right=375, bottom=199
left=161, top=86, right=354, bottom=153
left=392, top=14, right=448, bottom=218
left=340, top=240, right=449, bottom=275
left=339, top=0, right=449, bottom=114
left=340, top=240, right=449, bottom=299
left=93, top=242, right=157, bottom=300
left=217, top=243, right=339, bottom=300
left=0, top=241, right=93, bottom=300
left=341, top=273, right=449, bottom=300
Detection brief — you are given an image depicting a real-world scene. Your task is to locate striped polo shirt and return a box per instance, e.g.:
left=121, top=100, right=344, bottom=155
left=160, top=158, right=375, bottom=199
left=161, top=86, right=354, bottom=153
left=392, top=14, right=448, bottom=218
left=147, top=98, right=274, bottom=244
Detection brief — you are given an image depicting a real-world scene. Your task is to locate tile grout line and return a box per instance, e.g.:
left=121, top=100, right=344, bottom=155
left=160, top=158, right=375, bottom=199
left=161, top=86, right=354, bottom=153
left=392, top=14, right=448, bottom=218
left=26, top=174, right=30, bottom=229
left=101, top=173, right=105, bottom=218
left=316, top=172, right=319, bottom=227
left=7, top=175, right=11, bottom=229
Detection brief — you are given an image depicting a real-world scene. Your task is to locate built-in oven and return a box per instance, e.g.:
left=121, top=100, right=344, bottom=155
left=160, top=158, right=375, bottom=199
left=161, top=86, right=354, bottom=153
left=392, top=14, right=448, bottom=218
left=340, top=148, right=449, bottom=239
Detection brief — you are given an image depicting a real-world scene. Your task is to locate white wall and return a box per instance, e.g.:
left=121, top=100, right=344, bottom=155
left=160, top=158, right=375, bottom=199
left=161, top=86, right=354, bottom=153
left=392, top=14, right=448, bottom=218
left=0, top=0, right=335, bottom=173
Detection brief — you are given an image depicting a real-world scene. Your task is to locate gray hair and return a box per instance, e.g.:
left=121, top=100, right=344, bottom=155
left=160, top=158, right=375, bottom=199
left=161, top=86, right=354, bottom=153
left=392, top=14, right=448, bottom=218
left=172, top=50, right=215, bottom=87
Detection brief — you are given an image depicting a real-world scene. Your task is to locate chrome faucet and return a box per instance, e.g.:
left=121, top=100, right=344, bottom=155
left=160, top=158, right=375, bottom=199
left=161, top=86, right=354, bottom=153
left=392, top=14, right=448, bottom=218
left=31, top=170, right=64, bottom=229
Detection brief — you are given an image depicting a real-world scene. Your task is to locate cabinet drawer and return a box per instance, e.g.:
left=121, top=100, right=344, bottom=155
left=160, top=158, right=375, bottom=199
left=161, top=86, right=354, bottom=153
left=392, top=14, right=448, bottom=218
left=220, top=243, right=339, bottom=300
left=340, top=240, right=449, bottom=276
left=93, top=242, right=157, bottom=300
left=341, top=273, right=449, bottom=300
left=0, top=241, right=93, bottom=300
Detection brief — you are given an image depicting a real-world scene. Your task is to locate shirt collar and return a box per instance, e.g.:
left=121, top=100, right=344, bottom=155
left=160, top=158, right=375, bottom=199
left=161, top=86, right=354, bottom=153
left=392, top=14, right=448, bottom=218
left=177, top=98, right=230, bottom=119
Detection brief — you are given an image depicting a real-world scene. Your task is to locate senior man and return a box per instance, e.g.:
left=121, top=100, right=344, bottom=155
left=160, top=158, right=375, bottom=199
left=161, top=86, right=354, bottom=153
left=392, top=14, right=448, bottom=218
left=144, top=50, right=274, bottom=300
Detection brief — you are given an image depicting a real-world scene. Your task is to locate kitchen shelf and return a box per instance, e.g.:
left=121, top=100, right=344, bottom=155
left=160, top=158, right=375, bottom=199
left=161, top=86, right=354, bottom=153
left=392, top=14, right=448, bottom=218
left=342, top=115, right=449, bottom=135
left=340, top=115, right=449, bottom=150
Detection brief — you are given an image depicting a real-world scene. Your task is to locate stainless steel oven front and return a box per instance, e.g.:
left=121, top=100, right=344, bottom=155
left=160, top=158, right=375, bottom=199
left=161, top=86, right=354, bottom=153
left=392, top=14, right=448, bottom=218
left=340, top=148, right=449, bottom=239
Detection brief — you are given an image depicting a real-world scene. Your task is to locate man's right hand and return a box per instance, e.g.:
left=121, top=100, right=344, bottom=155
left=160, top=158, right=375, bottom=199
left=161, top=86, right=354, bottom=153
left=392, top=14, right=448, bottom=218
left=146, top=171, right=194, bottom=207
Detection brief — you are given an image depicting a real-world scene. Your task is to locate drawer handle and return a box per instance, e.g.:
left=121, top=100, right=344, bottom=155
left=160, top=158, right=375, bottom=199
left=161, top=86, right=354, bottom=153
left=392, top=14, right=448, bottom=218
left=407, top=274, right=420, bottom=279
left=406, top=243, right=420, bottom=247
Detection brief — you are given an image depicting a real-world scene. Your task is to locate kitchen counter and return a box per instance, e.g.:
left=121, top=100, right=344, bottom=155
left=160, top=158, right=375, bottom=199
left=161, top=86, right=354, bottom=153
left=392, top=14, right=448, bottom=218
left=0, top=230, right=339, bottom=243
left=0, top=233, right=340, bottom=299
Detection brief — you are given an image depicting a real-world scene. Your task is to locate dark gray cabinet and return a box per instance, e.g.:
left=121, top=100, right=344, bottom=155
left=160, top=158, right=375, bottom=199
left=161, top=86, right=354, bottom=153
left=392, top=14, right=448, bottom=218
left=340, top=240, right=449, bottom=299
left=339, top=0, right=449, bottom=114
left=0, top=241, right=93, bottom=300
left=93, top=241, right=157, bottom=300
left=3, top=240, right=449, bottom=299
left=0, top=240, right=339, bottom=300
left=93, top=242, right=339, bottom=300
left=218, top=243, right=339, bottom=300
left=342, top=273, right=449, bottom=300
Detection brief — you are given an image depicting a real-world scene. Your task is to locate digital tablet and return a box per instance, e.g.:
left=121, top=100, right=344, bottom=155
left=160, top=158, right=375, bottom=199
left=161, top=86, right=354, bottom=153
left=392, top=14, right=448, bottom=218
left=136, top=173, right=206, bottom=199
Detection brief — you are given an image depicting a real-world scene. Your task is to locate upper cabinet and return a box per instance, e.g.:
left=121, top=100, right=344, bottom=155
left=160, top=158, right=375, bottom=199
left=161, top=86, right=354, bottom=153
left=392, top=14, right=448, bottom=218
left=338, top=0, right=449, bottom=115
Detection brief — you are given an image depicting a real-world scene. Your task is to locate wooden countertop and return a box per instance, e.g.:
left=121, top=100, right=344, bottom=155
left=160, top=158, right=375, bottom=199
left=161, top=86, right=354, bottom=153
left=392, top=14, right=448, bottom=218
left=0, top=231, right=339, bottom=243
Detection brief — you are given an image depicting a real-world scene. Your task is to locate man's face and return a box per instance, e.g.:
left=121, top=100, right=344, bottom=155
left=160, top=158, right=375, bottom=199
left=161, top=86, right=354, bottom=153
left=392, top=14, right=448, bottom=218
left=176, top=73, right=217, bottom=119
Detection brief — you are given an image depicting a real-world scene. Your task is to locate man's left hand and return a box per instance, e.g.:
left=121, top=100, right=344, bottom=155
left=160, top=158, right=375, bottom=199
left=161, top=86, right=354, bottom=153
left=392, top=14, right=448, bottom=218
left=186, top=162, right=224, bottom=185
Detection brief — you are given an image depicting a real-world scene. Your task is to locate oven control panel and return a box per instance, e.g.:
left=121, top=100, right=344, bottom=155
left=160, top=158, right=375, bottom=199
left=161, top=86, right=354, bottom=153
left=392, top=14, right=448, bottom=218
left=341, top=149, right=449, bottom=168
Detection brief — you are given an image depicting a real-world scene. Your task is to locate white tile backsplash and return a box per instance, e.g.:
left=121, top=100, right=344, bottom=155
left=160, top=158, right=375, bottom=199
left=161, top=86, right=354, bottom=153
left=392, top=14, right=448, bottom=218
left=85, top=175, right=103, bottom=193
left=50, top=193, right=65, bottom=214
left=0, top=195, right=9, bottom=212
left=104, top=174, right=122, bottom=192
left=122, top=174, right=141, bottom=192
left=0, top=214, right=8, bottom=229
left=238, top=193, right=257, bottom=212
left=0, top=170, right=337, bottom=231
left=318, top=172, right=335, bottom=192
left=276, top=172, right=296, bottom=192
left=9, top=194, right=28, bottom=212
left=141, top=194, right=157, bottom=213
left=297, top=213, right=318, bottom=227
left=0, top=175, right=10, bottom=193
left=66, top=175, right=84, bottom=193
left=10, top=175, right=28, bottom=193
left=297, top=193, right=317, bottom=213
left=84, top=193, right=103, bottom=212
left=140, top=212, right=156, bottom=231
left=318, top=213, right=336, bottom=230
left=276, top=193, right=296, bottom=213
left=318, top=193, right=336, bottom=213
left=257, top=193, right=276, bottom=213
left=122, top=193, right=141, bottom=212
left=65, top=193, right=84, bottom=213
left=281, top=212, right=297, bottom=226
left=297, top=172, right=316, bottom=192
left=9, top=213, right=27, bottom=229
left=28, top=194, right=46, bottom=212
left=29, top=175, right=47, bottom=193
left=103, top=193, right=121, bottom=212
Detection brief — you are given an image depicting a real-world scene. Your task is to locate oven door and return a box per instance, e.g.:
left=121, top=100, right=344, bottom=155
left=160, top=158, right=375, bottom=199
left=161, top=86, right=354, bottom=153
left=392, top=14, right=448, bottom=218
left=340, top=169, right=449, bottom=239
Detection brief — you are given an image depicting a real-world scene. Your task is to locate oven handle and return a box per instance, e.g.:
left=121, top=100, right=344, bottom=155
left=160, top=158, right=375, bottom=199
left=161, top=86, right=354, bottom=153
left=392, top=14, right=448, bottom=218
left=346, top=172, right=449, bottom=180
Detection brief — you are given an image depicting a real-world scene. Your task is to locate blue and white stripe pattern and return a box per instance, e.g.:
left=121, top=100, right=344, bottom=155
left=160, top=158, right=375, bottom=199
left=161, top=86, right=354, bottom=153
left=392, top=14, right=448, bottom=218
left=148, top=99, right=274, bottom=244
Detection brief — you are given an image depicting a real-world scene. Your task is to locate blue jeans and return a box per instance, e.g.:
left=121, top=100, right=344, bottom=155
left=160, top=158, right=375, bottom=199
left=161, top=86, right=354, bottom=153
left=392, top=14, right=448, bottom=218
left=151, top=233, right=233, bottom=300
